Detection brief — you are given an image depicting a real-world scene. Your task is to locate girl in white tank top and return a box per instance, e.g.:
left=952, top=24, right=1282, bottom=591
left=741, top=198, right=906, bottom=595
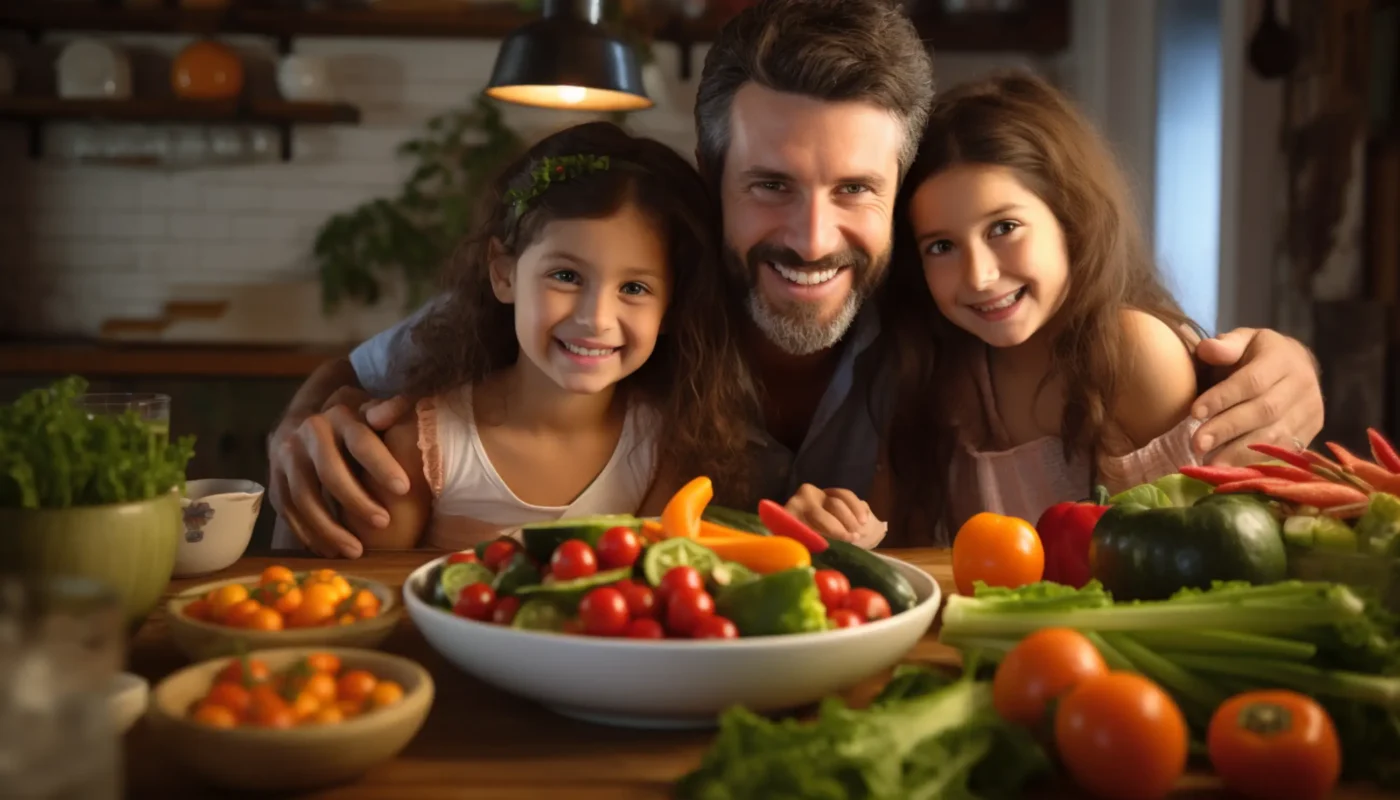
left=342, top=123, right=753, bottom=552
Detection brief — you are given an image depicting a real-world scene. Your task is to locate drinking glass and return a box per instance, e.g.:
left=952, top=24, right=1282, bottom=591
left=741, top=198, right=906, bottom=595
left=76, top=392, right=171, bottom=447
left=0, top=575, right=124, bottom=799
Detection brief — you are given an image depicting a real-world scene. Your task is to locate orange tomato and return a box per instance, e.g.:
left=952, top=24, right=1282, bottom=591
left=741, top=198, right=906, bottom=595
left=368, top=680, right=404, bottom=709
left=305, top=568, right=339, bottom=586
left=337, top=670, right=378, bottom=703
left=301, top=671, right=338, bottom=705
left=354, top=604, right=380, bottom=621
left=1054, top=671, right=1187, bottom=800
left=336, top=698, right=363, bottom=719
left=222, top=598, right=263, bottom=628
left=247, top=606, right=284, bottom=631
left=260, top=565, right=296, bottom=586
left=216, top=657, right=270, bottom=687
left=273, top=585, right=303, bottom=615
left=183, top=598, right=212, bottom=621
left=291, top=690, right=322, bottom=721
left=301, top=581, right=341, bottom=608
left=248, top=684, right=295, bottom=729
left=202, top=681, right=251, bottom=720
left=351, top=588, right=380, bottom=615
left=329, top=575, right=353, bottom=601
left=951, top=512, right=1044, bottom=596
left=993, top=628, right=1108, bottom=727
left=192, top=702, right=238, bottom=728
left=207, top=583, right=250, bottom=620
left=309, top=705, right=343, bottom=725
left=286, top=595, right=336, bottom=628
left=1207, top=691, right=1341, bottom=800
left=305, top=652, right=341, bottom=675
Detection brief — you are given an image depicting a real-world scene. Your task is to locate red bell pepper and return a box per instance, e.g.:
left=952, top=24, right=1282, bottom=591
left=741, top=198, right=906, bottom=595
left=1034, top=486, right=1110, bottom=588
left=757, top=499, right=830, bottom=554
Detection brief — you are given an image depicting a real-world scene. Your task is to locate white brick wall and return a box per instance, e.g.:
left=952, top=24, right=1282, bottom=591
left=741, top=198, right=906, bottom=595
left=0, top=30, right=1061, bottom=339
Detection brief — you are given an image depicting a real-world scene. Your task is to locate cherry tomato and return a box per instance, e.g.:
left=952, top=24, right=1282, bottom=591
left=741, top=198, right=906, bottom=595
left=843, top=588, right=891, bottom=622
left=693, top=615, right=739, bottom=639
left=453, top=582, right=497, bottom=621
left=550, top=539, right=598, bottom=581
left=952, top=512, right=1045, bottom=596
left=491, top=596, right=522, bottom=626
left=192, top=703, right=239, bottom=728
left=595, top=526, right=642, bottom=570
left=813, top=569, right=851, bottom=612
left=827, top=608, right=863, bottom=628
left=615, top=580, right=658, bottom=619
left=248, top=685, right=295, bottom=729
left=993, top=627, right=1108, bottom=728
left=337, top=670, right=379, bottom=703
left=217, top=657, right=270, bottom=687
left=447, top=550, right=479, bottom=565
left=1054, top=671, right=1188, bottom=800
left=306, top=652, right=341, bottom=675
left=579, top=587, right=630, bottom=636
left=1207, top=690, right=1341, bottom=800
left=626, top=618, right=665, bottom=639
left=203, top=682, right=251, bottom=720
left=665, top=586, right=715, bottom=636
left=657, top=565, right=704, bottom=601
left=483, top=539, right=520, bottom=572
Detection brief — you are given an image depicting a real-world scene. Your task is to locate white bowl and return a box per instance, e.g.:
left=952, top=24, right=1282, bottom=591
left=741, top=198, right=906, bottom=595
left=107, top=671, right=149, bottom=734
left=175, top=479, right=262, bottom=578
left=403, top=552, right=942, bottom=729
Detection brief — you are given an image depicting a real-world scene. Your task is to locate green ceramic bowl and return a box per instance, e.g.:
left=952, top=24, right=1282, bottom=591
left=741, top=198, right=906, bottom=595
left=0, top=492, right=181, bottom=631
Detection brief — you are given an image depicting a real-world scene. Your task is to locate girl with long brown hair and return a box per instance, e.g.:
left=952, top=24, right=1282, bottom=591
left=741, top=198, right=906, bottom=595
left=342, top=121, right=752, bottom=552
left=879, top=71, right=1207, bottom=544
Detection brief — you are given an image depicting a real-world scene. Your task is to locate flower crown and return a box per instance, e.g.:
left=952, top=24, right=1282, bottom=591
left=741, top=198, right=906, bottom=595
left=505, top=154, right=611, bottom=217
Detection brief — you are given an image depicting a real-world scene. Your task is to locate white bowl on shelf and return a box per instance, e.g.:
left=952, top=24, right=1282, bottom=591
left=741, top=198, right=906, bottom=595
left=403, top=551, right=943, bottom=729
left=56, top=38, right=132, bottom=100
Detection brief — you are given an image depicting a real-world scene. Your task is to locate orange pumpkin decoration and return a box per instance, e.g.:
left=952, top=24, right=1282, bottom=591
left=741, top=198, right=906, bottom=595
left=172, top=39, right=244, bottom=100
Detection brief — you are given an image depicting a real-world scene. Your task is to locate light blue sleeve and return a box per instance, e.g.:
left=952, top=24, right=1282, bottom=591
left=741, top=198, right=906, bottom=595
left=348, top=296, right=442, bottom=398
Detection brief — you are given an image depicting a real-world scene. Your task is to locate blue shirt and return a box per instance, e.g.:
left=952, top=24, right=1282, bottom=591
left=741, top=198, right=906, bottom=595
left=349, top=301, right=892, bottom=503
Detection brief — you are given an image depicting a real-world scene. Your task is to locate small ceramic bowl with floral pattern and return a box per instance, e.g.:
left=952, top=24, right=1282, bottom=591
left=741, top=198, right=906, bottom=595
left=175, top=479, right=263, bottom=578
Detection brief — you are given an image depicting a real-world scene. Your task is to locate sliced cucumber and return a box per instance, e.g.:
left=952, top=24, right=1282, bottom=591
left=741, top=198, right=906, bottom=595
left=491, top=552, right=542, bottom=596
left=438, top=561, right=494, bottom=608
left=514, top=566, right=633, bottom=601
left=520, top=515, right=642, bottom=563
left=511, top=598, right=572, bottom=632
left=642, top=538, right=721, bottom=587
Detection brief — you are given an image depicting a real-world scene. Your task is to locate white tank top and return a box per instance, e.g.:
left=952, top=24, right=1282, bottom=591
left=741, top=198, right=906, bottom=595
left=415, top=387, right=658, bottom=550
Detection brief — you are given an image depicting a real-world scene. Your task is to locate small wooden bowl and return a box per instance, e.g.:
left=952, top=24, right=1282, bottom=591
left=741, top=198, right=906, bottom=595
left=147, top=647, right=433, bottom=792
left=165, top=572, right=401, bottom=662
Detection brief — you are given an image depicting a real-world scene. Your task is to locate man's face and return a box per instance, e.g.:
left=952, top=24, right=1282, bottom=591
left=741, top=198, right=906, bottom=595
left=718, top=84, right=903, bottom=356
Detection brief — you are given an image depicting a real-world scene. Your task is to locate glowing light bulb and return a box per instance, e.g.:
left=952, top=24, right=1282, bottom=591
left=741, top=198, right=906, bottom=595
left=556, top=85, right=588, bottom=104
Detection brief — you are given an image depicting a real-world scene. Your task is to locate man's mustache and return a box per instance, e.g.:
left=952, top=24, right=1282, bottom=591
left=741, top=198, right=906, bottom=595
left=745, top=243, right=870, bottom=273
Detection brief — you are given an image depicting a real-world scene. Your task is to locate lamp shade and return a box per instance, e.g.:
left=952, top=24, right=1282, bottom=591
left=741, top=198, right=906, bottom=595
left=485, top=1, right=652, bottom=112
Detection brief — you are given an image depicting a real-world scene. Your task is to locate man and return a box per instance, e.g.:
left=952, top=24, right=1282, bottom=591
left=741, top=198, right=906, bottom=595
left=268, top=0, right=1325, bottom=558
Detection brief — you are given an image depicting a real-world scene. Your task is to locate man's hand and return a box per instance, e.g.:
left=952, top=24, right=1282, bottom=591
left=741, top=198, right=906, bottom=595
left=1191, top=328, right=1325, bottom=465
left=267, top=389, right=415, bottom=558
left=784, top=484, right=887, bottom=550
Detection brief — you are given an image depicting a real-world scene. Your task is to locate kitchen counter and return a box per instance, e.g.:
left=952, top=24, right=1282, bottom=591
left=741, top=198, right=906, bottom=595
left=0, top=341, right=352, bottom=379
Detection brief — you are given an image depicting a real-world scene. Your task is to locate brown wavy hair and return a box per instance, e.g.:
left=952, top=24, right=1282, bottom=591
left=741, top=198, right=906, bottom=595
left=402, top=121, right=754, bottom=493
left=882, top=71, right=1202, bottom=544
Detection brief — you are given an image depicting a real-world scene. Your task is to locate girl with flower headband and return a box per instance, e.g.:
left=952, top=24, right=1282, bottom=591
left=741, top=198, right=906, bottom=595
left=345, top=121, right=751, bottom=552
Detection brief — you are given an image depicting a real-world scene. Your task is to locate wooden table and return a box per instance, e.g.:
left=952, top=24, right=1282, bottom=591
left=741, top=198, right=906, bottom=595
left=123, top=550, right=1388, bottom=799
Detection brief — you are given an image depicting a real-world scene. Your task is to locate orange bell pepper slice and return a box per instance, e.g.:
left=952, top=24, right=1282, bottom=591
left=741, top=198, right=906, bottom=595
left=661, top=476, right=712, bottom=539
left=692, top=534, right=811, bottom=574
left=698, top=520, right=762, bottom=540
left=640, top=520, right=665, bottom=542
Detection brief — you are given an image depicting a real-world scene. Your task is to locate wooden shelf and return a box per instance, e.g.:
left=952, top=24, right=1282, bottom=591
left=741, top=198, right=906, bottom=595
left=0, top=341, right=350, bottom=379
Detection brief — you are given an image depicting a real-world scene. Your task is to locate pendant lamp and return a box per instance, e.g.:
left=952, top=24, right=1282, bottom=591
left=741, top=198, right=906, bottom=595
left=486, top=0, right=652, bottom=112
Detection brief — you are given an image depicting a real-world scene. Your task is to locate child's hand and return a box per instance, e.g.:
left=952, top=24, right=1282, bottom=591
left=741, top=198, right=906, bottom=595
left=784, top=485, right=888, bottom=550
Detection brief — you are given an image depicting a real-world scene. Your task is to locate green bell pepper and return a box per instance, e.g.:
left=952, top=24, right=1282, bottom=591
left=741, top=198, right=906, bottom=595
left=1090, top=493, right=1287, bottom=601
left=714, top=566, right=828, bottom=636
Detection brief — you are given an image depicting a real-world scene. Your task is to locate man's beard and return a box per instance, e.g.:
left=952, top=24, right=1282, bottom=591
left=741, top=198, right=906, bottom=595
left=727, top=242, right=887, bottom=357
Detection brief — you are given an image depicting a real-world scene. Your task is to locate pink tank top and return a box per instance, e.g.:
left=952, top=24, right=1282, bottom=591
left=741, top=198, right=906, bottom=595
left=947, top=349, right=1202, bottom=534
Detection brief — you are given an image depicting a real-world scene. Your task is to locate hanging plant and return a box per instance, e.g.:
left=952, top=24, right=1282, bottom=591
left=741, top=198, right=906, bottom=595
left=312, top=94, right=526, bottom=312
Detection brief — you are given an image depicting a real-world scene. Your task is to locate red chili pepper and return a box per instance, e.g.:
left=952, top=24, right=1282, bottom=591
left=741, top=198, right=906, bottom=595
left=1368, top=428, right=1400, bottom=473
left=1178, top=465, right=1265, bottom=486
left=1247, top=443, right=1312, bottom=471
left=1302, top=449, right=1345, bottom=474
left=1214, top=478, right=1369, bottom=508
left=1343, top=460, right=1400, bottom=494
left=1250, top=463, right=1324, bottom=484
left=1033, top=486, right=1110, bottom=589
left=757, top=499, right=829, bottom=554
left=1325, top=442, right=1366, bottom=471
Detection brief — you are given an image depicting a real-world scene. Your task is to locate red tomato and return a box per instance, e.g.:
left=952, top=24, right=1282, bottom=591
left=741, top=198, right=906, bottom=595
left=453, top=582, right=496, bottom=621
left=993, top=627, right=1108, bottom=727
left=482, top=539, right=520, bottom=572
left=615, top=580, right=657, bottom=619
left=550, top=539, right=598, bottom=581
left=657, top=565, right=704, bottom=600
left=827, top=608, right=863, bottom=628
left=665, top=587, right=715, bottom=635
left=1207, top=690, right=1341, bottom=800
left=625, top=618, right=665, bottom=639
left=1055, top=671, right=1188, bottom=800
left=693, top=615, right=738, bottom=639
left=844, top=588, right=891, bottom=622
left=447, top=550, right=479, bottom=565
left=813, top=569, right=851, bottom=612
left=951, top=512, right=1044, bottom=596
left=578, top=587, right=630, bottom=636
left=595, top=526, right=642, bottom=570
left=491, top=596, right=521, bottom=626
